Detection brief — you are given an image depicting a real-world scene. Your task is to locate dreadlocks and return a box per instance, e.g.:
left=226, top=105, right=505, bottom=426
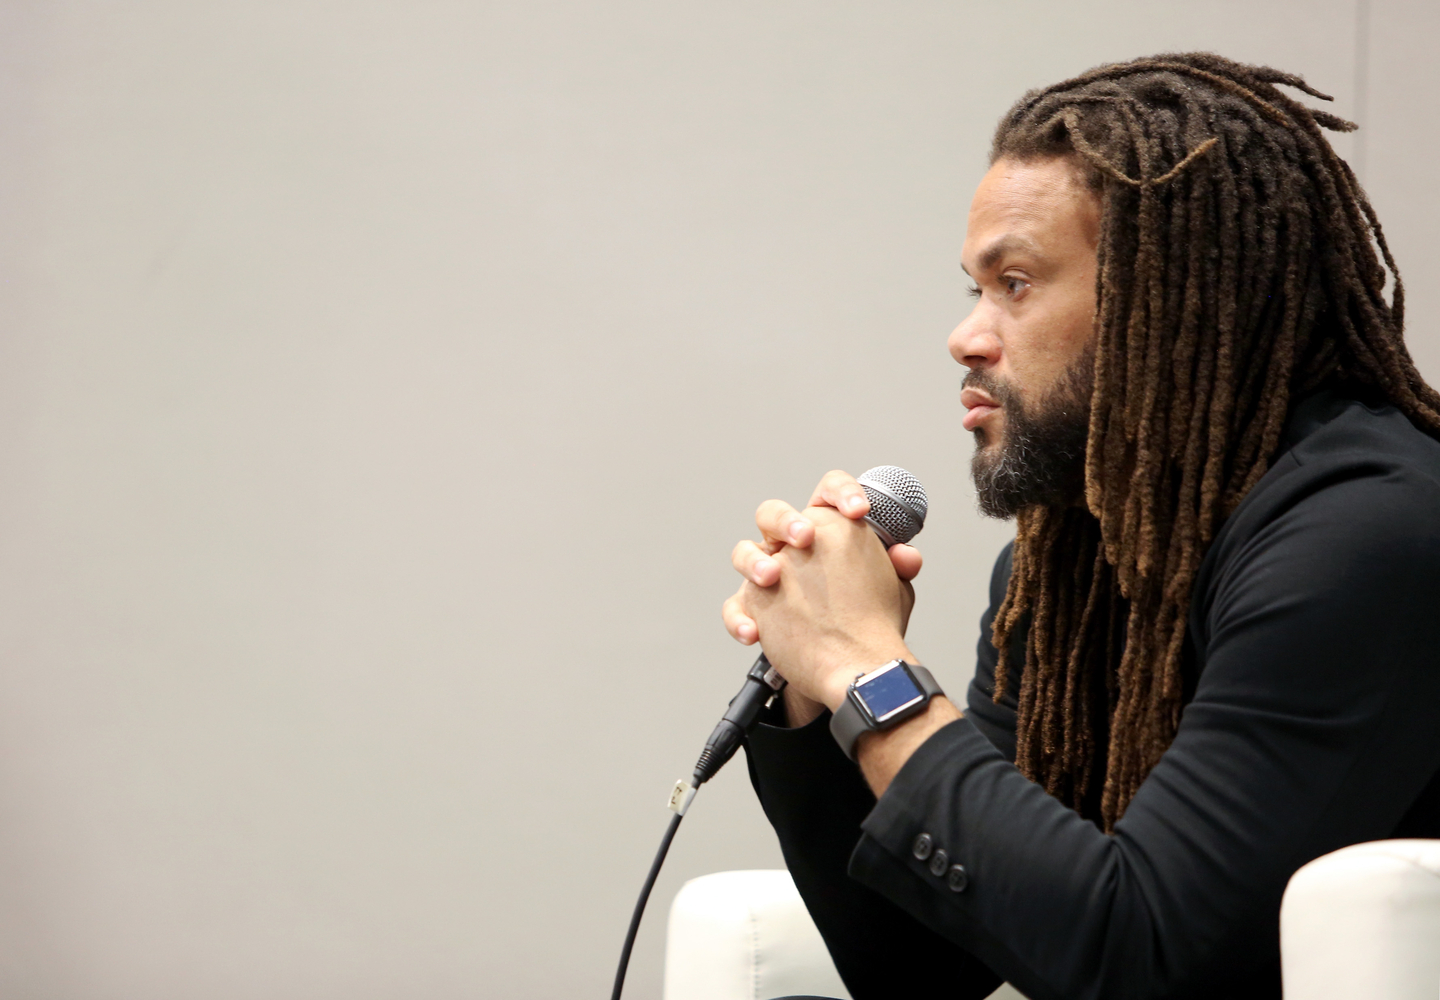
left=986, top=53, right=1440, bottom=830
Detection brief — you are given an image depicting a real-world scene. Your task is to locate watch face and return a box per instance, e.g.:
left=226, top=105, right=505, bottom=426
left=855, top=662, right=925, bottom=723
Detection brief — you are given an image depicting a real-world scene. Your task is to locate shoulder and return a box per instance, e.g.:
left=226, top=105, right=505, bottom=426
left=1291, top=391, right=1440, bottom=479
left=1217, top=394, right=1440, bottom=550
left=1194, top=393, right=1440, bottom=640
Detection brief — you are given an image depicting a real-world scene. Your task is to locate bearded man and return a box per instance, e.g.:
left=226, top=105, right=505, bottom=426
left=721, top=53, right=1440, bottom=1000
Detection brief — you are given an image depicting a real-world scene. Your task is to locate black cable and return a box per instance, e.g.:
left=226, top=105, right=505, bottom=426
left=610, top=655, right=784, bottom=1000
left=609, top=810, right=684, bottom=1000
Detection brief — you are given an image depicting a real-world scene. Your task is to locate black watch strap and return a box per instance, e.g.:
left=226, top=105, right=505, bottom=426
left=829, top=661, right=944, bottom=761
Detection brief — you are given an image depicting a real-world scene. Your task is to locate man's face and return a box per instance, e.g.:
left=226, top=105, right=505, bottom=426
left=949, top=156, right=1102, bottom=517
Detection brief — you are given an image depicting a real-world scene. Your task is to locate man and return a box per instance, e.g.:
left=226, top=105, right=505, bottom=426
left=720, top=54, right=1440, bottom=999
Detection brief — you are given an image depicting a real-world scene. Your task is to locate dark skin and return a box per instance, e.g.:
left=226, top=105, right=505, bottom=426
left=721, top=156, right=1100, bottom=795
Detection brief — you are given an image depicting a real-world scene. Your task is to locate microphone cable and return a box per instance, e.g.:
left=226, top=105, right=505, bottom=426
left=609, top=653, right=786, bottom=1000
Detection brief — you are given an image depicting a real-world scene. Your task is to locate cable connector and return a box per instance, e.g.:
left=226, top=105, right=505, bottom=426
left=691, top=654, right=786, bottom=786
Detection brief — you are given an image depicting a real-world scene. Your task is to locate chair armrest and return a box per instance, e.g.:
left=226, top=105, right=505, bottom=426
left=663, top=870, right=851, bottom=1000
left=1281, top=838, right=1440, bottom=1000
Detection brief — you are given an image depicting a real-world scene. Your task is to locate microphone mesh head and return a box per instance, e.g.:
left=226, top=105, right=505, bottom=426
left=858, top=466, right=928, bottom=547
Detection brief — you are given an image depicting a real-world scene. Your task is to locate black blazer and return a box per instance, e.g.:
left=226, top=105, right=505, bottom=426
left=745, top=391, right=1440, bottom=1000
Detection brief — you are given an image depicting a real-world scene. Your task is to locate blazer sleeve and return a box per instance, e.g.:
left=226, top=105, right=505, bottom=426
left=743, top=545, right=1020, bottom=1000
left=846, top=469, right=1440, bottom=1000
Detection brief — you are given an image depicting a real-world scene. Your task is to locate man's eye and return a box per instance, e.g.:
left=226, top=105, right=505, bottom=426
left=966, top=283, right=981, bottom=299
left=1005, top=276, right=1031, bottom=297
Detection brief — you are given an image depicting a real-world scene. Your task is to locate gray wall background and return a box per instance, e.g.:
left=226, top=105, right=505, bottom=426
left=0, top=2, right=1434, bottom=998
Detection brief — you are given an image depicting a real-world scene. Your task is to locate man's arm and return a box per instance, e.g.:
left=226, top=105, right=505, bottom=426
left=744, top=707, right=1003, bottom=1000
left=854, top=543, right=1022, bottom=792
left=844, top=475, right=1440, bottom=1000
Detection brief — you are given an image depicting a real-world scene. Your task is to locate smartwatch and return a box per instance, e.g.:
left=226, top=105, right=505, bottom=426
left=829, top=659, right=945, bottom=761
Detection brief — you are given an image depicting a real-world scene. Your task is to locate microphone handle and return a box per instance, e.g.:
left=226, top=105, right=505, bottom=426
left=692, top=654, right=786, bottom=785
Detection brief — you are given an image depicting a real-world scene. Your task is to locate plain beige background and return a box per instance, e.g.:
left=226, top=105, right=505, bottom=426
left=0, top=2, right=1435, bottom=998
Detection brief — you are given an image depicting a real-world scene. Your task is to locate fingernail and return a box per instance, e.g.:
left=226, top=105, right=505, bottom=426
left=754, top=558, right=776, bottom=580
left=788, top=520, right=808, bottom=543
left=738, top=623, right=755, bottom=642
left=848, top=494, right=866, bottom=511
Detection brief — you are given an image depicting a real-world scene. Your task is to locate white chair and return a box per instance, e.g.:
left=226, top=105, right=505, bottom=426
left=665, top=840, right=1440, bottom=1000
left=662, top=869, right=1022, bottom=1000
left=663, top=870, right=852, bottom=1000
left=1281, top=839, right=1440, bottom=1000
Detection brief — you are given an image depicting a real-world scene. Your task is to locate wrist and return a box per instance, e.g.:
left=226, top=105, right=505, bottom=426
left=817, top=640, right=917, bottom=712
left=819, top=669, right=857, bottom=713
left=827, top=658, right=945, bottom=764
left=782, top=687, right=827, bottom=728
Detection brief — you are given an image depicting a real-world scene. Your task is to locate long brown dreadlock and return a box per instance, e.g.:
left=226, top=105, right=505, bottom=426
left=987, top=53, right=1440, bottom=830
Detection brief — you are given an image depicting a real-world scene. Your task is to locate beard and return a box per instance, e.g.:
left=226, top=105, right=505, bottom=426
left=968, top=347, right=1095, bottom=519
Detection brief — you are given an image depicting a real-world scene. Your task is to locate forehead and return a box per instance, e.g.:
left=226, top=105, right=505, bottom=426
left=962, top=156, right=1099, bottom=271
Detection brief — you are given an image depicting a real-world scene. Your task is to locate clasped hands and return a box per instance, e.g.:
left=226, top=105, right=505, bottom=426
left=721, top=470, right=924, bottom=727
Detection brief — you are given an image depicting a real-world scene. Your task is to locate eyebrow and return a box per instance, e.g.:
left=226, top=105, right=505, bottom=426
left=962, top=234, right=1044, bottom=276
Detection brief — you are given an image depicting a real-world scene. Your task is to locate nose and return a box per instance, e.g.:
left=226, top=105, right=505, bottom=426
left=948, top=302, right=1001, bottom=370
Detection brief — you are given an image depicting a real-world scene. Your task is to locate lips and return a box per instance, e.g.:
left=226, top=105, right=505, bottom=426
left=961, top=387, right=1000, bottom=432
left=963, top=404, right=998, bottom=431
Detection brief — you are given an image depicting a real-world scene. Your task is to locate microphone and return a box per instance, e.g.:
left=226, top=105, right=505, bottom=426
left=856, top=464, right=930, bottom=549
left=685, top=465, right=929, bottom=793
left=610, top=466, right=928, bottom=1000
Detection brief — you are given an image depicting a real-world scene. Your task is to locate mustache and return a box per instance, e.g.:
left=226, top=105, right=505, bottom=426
left=962, top=368, right=1017, bottom=406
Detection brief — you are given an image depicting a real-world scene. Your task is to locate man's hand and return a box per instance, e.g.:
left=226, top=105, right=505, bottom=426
left=720, top=469, right=962, bottom=794
left=741, top=505, right=916, bottom=700
left=721, top=470, right=923, bottom=725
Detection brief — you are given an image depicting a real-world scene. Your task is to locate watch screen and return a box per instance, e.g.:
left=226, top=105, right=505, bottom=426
left=856, top=664, right=924, bottom=722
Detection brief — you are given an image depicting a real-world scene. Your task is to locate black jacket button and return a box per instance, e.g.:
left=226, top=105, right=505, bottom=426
left=928, top=848, right=949, bottom=877
left=911, top=833, right=934, bottom=861
left=947, top=864, right=969, bottom=893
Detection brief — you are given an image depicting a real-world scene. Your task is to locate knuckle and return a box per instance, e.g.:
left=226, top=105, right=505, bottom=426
left=757, top=500, right=794, bottom=534
left=733, top=544, right=762, bottom=573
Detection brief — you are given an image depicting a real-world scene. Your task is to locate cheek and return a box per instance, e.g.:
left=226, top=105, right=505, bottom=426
left=1025, top=294, right=1095, bottom=381
left=1005, top=321, right=1068, bottom=388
